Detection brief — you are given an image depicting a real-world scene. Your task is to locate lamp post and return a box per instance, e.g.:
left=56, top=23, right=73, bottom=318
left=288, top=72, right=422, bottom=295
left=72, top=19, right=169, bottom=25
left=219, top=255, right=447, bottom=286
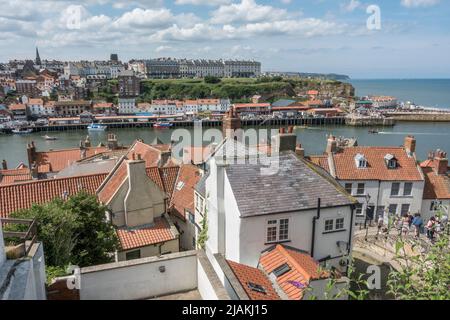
left=364, top=194, right=371, bottom=241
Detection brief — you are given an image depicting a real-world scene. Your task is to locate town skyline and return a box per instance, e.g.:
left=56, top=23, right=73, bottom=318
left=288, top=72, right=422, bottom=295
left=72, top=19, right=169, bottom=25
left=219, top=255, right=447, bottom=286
left=1, top=0, right=449, bottom=78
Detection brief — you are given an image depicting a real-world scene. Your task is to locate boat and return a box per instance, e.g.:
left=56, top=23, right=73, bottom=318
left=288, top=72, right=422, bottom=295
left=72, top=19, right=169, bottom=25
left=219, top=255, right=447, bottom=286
left=12, top=127, right=33, bottom=134
left=42, top=135, right=58, bottom=141
left=87, top=123, right=107, bottom=131
left=294, top=125, right=309, bottom=129
left=368, top=129, right=379, bottom=134
left=153, top=121, right=173, bottom=129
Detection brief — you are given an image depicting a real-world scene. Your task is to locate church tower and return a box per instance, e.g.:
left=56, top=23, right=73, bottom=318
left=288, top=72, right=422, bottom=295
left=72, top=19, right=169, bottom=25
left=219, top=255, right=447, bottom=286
left=35, top=47, right=42, bottom=66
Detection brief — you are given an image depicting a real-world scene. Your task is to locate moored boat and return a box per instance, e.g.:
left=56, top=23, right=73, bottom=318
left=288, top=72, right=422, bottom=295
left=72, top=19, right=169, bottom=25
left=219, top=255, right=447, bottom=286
left=12, top=127, right=33, bottom=134
left=87, top=123, right=107, bottom=131
left=153, top=121, right=173, bottom=129
left=42, top=135, right=58, bottom=141
left=368, top=129, right=379, bottom=134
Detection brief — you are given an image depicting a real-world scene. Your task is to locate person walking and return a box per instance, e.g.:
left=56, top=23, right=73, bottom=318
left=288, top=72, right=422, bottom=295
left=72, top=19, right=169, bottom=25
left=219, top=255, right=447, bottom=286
left=401, top=214, right=410, bottom=237
left=426, top=216, right=436, bottom=241
left=412, top=213, right=423, bottom=238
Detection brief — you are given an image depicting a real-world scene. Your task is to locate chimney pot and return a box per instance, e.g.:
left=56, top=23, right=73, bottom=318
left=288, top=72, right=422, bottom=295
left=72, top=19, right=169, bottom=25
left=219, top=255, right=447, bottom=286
left=1, top=159, right=7, bottom=170
left=288, top=126, right=294, bottom=134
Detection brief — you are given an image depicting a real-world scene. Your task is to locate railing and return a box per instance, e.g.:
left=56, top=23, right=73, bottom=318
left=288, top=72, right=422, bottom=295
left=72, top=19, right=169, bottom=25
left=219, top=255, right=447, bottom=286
left=1, top=218, right=37, bottom=256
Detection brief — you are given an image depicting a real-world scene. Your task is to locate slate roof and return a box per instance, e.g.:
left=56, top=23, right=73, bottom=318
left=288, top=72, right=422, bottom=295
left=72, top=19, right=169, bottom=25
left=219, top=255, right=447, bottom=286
left=225, top=151, right=354, bottom=217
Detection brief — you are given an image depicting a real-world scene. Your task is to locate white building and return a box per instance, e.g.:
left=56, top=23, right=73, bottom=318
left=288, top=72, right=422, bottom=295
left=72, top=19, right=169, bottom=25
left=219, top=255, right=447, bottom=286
left=309, top=135, right=425, bottom=224
left=200, top=134, right=357, bottom=272
left=118, top=98, right=137, bottom=115
left=26, top=98, right=45, bottom=117
left=420, top=150, right=450, bottom=220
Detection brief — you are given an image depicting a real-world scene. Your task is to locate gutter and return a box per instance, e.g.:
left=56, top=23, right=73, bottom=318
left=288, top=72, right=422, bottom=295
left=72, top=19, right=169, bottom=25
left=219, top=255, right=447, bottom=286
left=311, top=198, right=321, bottom=257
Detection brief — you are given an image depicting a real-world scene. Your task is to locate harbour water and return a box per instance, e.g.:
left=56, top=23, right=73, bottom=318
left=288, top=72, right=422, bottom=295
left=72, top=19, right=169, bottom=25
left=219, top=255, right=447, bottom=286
left=349, top=79, right=450, bottom=109
left=1, top=122, right=450, bottom=167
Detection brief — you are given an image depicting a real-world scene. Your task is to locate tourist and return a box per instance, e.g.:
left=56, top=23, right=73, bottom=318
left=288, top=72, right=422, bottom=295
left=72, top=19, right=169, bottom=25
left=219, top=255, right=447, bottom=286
left=401, top=214, right=410, bottom=236
left=411, top=213, right=423, bottom=238
left=407, top=212, right=414, bottom=228
left=377, top=215, right=384, bottom=232
left=426, top=216, right=436, bottom=240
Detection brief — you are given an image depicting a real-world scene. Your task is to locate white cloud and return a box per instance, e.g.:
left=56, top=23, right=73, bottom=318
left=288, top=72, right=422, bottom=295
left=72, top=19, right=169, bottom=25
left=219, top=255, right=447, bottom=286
left=175, top=0, right=231, bottom=5
left=210, top=0, right=294, bottom=24
left=400, top=0, right=440, bottom=7
left=342, top=0, right=361, bottom=12
left=155, top=45, right=173, bottom=53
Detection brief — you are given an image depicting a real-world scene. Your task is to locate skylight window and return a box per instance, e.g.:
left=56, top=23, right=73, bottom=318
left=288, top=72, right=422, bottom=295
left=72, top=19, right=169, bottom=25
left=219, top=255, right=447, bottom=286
left=272, top=263, right=291, bottom=277
left=247, top=282, right=266, bottom=294
left=354, top=153, right=367, bottom=168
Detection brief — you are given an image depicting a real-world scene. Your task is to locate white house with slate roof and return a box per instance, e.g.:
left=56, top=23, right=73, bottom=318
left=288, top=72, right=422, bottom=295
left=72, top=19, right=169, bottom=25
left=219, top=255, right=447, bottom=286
left=202, top=132, right=357, bottom=273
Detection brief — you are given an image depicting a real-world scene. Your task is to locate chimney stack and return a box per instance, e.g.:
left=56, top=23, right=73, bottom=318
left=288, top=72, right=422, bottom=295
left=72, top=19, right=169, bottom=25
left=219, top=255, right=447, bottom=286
left=159, top=151, right=171, bottom=167
left=271, top=127, right=297, bottom=153
left=326, top=135, right=338, bottom=154
left=404, top=135, right=416, bottom=155
left=434, top=150, right=448, bottom=175
left=295, top=143, right=305, bottom=158
left=1, top=159, right=7, bottom=170
left=107, top=133, right=118, bottom=150
left=222, top=106, right=242, bottom=141
left=31, top=161, right=38, bottom=179
left=26, top=141, right=37, bottom=168
left=124, top=158, right=155, bottom=227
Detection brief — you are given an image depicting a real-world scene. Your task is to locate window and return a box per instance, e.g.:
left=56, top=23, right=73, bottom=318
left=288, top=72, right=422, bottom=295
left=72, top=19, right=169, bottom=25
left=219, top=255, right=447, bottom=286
left=355, top=204, right=364, bottom=216
left=344, top=183, right=353, bottom=194
left=336, top=218, right=345, bottom=230
left=266, top=219, right=289, bottom=243
left=401, top=204, right=410, bottom=215
left=247, top=282, right=266, bottom=294
left=188, top=212, right=195, bottom=224
left=125, top=250, right=141, bottom=261
left=385, top=154, right=397, bottom=169
left=356, top=183, right=365, bottom=195
left=355, top=154, right=367, bottom=168
left=388, top=204, right=398, bottom=215
left=403, top=183, right=413, bottom=196
left=430, top=200, right=442, bottom=211
left=391, top=182, right=400, bottom=196
left=272, top=263, right=291, bottom=277
left=325, top=219, right=334, bottom=231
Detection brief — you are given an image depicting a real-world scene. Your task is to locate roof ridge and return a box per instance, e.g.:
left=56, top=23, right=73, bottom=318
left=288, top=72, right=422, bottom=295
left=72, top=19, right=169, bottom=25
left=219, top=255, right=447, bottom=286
left=0, top=171, right=108, bottom=188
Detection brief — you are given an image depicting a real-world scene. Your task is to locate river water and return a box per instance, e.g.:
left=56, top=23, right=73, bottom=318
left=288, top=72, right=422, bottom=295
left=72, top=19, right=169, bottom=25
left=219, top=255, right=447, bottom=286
left=1, top=122, right=450, bottom=167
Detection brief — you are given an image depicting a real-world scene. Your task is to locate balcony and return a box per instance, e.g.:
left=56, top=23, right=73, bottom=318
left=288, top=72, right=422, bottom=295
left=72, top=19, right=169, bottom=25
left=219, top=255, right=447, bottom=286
left=1, top=218, right=37, bottom=258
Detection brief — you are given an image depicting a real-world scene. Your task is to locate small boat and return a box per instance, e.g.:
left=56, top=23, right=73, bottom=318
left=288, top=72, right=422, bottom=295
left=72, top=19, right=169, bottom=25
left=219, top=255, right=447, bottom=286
left=42, top=135, right=58, bottom=141
left=12, top=127, right=33, bottom=134
left=87, top=123, right=107, bottom=131
left=368, top=129, right=379, bottom=134
left=153, top=121, right=173, bottom=129
left=294, top=125, right=309, bottom=129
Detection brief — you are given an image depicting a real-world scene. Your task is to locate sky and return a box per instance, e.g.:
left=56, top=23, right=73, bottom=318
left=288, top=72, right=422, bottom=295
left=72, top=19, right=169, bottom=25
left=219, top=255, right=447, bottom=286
left=0, top=0, right=449, bottom=78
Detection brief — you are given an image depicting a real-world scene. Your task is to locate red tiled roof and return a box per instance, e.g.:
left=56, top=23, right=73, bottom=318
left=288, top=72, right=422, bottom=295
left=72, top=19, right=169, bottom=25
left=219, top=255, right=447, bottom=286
left=0, top=173, right=107, bottom=218
left=28, top=98, right=43, bottom=105
left=36, top=147, right=108, bottom=173
left=308, top=155, right=329, bottom=172
left=9, top=104, right=26, bottom=111
left=127, top=141, right=170, bottom=167
left=116, top=216, right=177, bottom=250
left=97, top=159, right=180, bottom=205
left=226, top=260, right=280, bottom=300
left=326, top=147, right=423, bottom=181
left=421, top=166, right=450, bottom=200
left=259, top=245, right=327, bottom=300
left=0, top=168, right=32, bottom=186
left=234, top=103, right=270, bottom=109
left=170, top=165, right=201, bottom=220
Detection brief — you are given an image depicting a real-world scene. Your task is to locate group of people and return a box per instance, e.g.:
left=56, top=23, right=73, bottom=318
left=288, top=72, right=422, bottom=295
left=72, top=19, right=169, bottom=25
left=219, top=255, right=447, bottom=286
left=377, top=212, right=448, bottom=241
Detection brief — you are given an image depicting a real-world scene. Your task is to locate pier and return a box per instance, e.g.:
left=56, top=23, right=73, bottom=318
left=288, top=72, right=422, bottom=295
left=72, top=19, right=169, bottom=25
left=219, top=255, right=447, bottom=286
left=0, top=117, right=348, bottom=134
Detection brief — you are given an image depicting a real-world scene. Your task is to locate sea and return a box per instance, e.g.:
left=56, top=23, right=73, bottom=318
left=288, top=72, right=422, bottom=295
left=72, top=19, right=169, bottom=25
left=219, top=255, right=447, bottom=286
left=349, top=79, right=450, bottom=109
left=1, top=79, right=450, bottom=167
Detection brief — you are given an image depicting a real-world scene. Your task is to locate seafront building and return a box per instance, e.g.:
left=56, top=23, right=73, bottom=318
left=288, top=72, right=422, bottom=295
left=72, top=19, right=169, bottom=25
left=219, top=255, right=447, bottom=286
left=308, top=135, right=425, bottom=224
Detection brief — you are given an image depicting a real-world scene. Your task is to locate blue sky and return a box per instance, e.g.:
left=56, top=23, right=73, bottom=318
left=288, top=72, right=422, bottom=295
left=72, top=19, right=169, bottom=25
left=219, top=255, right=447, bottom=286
left=0, top=0, right=449, bottom=78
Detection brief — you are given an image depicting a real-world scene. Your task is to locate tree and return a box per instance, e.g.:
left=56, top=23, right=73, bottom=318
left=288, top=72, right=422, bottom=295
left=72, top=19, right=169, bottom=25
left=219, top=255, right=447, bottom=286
left=204, top=76, right=221, bottom=84
left=64, top=192, right=119, bottom=267
left=11, top=200, right=78, bottom=267
left=11, top=192, right=119, bottom=269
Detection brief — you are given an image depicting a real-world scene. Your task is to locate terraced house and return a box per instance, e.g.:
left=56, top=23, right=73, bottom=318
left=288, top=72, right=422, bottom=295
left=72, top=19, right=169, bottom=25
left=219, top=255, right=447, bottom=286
left=309, top=135, right=425, bottom=223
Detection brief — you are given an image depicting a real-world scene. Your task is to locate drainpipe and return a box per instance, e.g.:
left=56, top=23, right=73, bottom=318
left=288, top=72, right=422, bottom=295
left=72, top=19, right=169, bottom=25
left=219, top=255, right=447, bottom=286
left=311, top=198, right=321, bottom=258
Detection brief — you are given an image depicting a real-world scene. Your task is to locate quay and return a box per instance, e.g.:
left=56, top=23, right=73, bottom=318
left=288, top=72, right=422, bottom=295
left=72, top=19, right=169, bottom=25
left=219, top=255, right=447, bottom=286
left=384, top=111, right=450, bottom=122
left=0, top=116, right=349, bottom=134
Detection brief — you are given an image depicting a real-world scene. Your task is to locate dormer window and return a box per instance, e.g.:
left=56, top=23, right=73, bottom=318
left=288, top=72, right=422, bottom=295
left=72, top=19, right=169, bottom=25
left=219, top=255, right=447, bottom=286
left=384, top=154, right=397, bottom=169
left=355, top=154, right=367, bottom=168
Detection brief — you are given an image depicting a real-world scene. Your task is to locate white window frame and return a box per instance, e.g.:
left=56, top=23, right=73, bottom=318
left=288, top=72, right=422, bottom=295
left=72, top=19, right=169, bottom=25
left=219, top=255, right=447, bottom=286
left=356, top=183, right=365, bottom=195
left=265, top=218, right=290, bottom=244
left=324, top=219, right=334, bottom=232
left=403, top=182, right=413, bottom=196
left=335, top=218, right=345, bottom=230
left=391, top=182, right=400, bottom=196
